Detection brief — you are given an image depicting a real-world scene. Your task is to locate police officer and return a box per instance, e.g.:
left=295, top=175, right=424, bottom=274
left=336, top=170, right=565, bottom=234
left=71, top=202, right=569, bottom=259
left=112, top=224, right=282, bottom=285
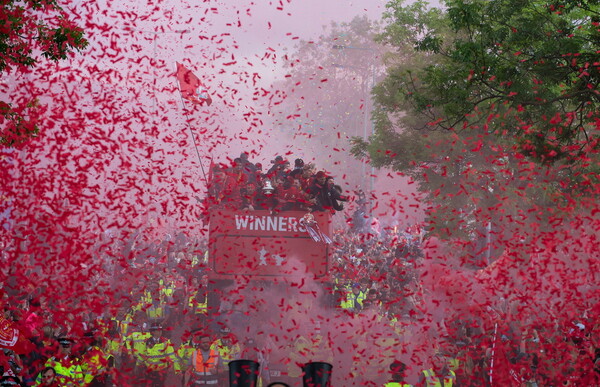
left=40, top=338, right=83, bottom=387
left=79, top=331, right=111, bottom=386
left=141, top=324, right=177, bottom=387
left=384, top=360, right=412, bottom=387
left=419, top=353, right=457, bottom=387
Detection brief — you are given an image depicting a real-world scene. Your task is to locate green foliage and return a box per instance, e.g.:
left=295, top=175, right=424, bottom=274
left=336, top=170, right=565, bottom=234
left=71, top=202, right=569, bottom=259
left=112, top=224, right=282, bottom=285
left=0, top=0, right=88, bottom=146
left=374, top=0, right=600, bottom=164
left=270, top=15, right=386, bottom=187
left=353, top=0, right=600, bottom=246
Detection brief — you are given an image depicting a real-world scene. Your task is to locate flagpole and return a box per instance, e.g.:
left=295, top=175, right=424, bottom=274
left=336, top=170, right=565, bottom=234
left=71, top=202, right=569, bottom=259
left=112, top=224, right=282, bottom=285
left=176, top=87, right=209, bottom=186
left=175, top=75, right=209, bottom=188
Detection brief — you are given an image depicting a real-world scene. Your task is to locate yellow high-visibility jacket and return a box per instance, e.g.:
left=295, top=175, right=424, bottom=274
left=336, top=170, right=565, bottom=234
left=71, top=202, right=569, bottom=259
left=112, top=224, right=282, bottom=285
left=125, top=331, right=151, bottom=364
left=80, top=345, right=110, bottom=384
left=142, top=337, right=178, bottom=372
left=41, top=356, right=83, bottom=387
left=422, top=369, right=456, bottom=387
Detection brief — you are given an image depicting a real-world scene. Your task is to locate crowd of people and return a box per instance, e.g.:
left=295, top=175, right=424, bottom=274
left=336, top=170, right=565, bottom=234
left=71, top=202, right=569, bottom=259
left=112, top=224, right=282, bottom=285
left=0, top=273, right=274, bottom=387
left=4, top=220, right=597, bottom=387
left=1, top=225, right=600, bottom=386
left=0, top=220, right=427, bottom=387
left=330, top=224, right=600, bottom=386
left=1, top=156, right=600, bottom=386
left=204, top=153, right=348, bottom=215
left=330, top=223, right=423, bottom=318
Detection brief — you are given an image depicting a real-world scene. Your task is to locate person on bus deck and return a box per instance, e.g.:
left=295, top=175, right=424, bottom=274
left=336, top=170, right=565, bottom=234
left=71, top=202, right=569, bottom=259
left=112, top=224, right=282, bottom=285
left=221, top=158, right=247, bottom=209
left=254, top=162, right=264, bottom=185
left=207, top=164, right=227, bottom=205
left=277, top=177, right=309, bottom=211
left=299, top=162, right=316, bottom=190
left=292, top=177, right=314, bottom=210
left=305, top=171, right=331, bottom=212
left=289, top=158, right=305, bottom=179
left=325, top=176, right=348, bottom=212
left=240, top=182, right=259, bottom=211
left=239, top=152, right=258, bottom=184
left=266, top=156, right=290, bottom=181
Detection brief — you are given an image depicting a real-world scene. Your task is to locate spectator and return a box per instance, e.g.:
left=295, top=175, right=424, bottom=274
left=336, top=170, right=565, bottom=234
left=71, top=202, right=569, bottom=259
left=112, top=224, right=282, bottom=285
left=23, top=298, right=42, bottom=339
left=365, top=289, right=382, bottom=310
left=0, top=375, right=24, bottom=386
left=0, top=349, right=22, bottom=382
left=37, top=367, right=59, bottom=387
left=384, top=360, right=411, bottom=387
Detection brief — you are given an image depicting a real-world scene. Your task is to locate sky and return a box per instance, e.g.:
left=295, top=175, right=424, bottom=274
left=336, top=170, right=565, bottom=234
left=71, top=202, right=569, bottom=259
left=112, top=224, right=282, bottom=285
left=0, top=0, right=431, bottom=246
left=49, top=0, right=425, bottom=229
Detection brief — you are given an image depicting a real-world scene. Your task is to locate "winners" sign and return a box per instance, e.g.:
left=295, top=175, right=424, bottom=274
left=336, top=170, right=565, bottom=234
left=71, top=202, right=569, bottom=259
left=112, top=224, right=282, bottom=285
left=208, top=209, right=332, bottom=279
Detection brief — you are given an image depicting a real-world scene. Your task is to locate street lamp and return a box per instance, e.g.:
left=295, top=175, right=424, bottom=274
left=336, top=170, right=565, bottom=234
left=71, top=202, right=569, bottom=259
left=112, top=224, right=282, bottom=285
left=333, top=44, right=373, bottom=51
left=331, top=44, right=377, bottom=196
left=331, top=62, right=372, bottom=181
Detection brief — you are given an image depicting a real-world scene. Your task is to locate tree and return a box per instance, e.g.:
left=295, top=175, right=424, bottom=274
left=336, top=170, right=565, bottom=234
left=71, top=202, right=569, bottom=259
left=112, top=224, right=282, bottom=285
left=353, top=0, right=600, bottom=257
left=0, top=0, right=88, bottom=146
left=269, top=15, right=386, bottom=190
left=368, top=0, right=599, bottom=164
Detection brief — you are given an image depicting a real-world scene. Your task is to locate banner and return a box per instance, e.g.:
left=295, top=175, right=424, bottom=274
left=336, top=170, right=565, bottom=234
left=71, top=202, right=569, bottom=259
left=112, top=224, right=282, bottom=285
left=208, top=209, right=331, bottom=279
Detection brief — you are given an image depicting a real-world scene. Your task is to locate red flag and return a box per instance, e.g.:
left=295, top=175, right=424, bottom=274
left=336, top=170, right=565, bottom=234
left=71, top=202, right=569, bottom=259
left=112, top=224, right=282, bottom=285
left=0, top=315, right=33, bottom=355
left=176, top=62, right=212, bottom=106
